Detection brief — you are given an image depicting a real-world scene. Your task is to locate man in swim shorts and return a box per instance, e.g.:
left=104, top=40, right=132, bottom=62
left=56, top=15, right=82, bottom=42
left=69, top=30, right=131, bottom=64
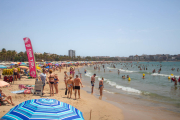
left=91, top=74, right=96, bottom=94
left=74, top=75, right=83, bottom=100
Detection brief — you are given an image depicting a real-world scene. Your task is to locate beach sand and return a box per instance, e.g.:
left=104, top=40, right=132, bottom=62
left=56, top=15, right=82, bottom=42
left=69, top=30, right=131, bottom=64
left=0, top=67, right=124, bottom=120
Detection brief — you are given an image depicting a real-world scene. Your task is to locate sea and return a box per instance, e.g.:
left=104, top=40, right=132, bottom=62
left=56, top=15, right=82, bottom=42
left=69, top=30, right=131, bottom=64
left=77, top=61, right=180, bottom=113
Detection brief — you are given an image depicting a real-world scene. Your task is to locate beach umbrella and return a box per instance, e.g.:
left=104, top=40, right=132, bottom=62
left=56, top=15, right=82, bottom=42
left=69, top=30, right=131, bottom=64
left=19, top=66, right=29, bottom=69
left=37, top=66, right=41, bottom=70
left=19, top=63, right=27, bottom=66
left=1, top=98, right=84, bottom=120
left=10, top=63, right=15, bottom=66
left=0, top=65, right=7, bottom=69
left=0, top=81, right=10, bottom=87
left=55, top=64, right=59, bottom=66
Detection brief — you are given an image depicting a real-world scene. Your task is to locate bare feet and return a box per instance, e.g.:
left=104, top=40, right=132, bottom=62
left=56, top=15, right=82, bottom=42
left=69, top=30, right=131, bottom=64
left=12, top=103, right=15, bottom=106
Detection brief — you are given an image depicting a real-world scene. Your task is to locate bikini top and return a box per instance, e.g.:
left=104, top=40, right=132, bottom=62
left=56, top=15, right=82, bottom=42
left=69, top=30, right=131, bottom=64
left=49, top=74, right=54, bottom=78
left=54, top=78, right=57, bottom=80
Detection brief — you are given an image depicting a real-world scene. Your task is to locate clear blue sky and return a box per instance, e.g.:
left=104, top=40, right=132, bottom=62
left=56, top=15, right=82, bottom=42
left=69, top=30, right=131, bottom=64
left=0, top=0, right=180, bottom=57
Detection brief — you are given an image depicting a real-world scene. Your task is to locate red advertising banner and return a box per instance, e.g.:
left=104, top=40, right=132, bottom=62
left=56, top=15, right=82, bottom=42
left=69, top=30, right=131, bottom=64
left=23, top=37, right=37, bottom=78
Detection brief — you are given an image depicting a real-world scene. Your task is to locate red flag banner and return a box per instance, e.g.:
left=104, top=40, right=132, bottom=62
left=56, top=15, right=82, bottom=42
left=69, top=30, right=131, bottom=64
left=23, top=37, right=37, bottom=78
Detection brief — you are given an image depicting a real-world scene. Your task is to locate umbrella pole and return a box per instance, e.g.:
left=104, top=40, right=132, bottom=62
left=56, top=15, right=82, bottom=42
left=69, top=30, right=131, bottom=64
left=90, top=109, right=92, bottom=120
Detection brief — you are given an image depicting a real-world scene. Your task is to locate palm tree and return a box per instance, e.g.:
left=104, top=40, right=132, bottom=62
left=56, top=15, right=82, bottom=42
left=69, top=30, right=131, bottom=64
left=6, top=50, right=12, bottom=61
left=1, top=48, right=7, bottom=61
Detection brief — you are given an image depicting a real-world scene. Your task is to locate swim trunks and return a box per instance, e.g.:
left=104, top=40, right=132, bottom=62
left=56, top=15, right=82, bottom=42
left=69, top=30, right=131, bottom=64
left=50, top=82, right=54, bottom=84
left=91, top=81, right=94, bottom=86
left=14, top=72, right=17, bottom=75
left=74, top=86, right=80, bottom=90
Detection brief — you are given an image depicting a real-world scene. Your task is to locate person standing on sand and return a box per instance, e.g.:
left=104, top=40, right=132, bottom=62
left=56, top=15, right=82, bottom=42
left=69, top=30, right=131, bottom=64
left=14, top=68, right=18, bottom=81
left=67, top=76, right=74, bottom=99
left=118, top=70, right=120, bottom=75
left=54, top=74, right=59, bottom=94
left=48, top=69, right=55, bottom=97
left=64, top=71, right=68, bottom=89
left=39, top=69, right=48, bottom=93
left=74, top=75, right=83, bottom=100
left=91, top=74, right=96, bottom=94
left=99, top=77, right=104, bottom=100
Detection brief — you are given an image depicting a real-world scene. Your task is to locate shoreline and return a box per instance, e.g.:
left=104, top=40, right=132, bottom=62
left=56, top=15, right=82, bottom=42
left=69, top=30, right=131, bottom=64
left=78, top=66, right=180, bottom=120
left=0, top=66, right=124, bottom=120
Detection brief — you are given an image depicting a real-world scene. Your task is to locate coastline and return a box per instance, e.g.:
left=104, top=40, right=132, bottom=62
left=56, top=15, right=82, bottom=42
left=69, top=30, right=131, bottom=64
left=78, top=66, right=180, bottom=120
left=0, top=66, right=124, bottom=120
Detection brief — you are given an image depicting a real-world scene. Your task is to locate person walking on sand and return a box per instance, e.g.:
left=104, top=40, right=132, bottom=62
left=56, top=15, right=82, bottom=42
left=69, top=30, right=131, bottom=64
left=74, top=75, right=83, bottom=100
left=48, top=69, right=55, bottom=96
left=39, top=69, right=48, bottom=94
left=99, top=77, right=104, bottom=100
left=54, top=74, right=59, bottom=94
left=91, top=74, right=96, bottom=94
left=67, top=76, right=74, bottom=99
left=0, top=89, right=15, bottom=106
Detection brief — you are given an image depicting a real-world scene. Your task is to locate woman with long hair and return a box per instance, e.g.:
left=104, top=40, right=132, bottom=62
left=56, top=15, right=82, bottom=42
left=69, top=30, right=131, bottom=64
left=67, top=76, right=74, bottom=98
left=48, top=69, right=55, bottom=96
left=99, top=77, right=104, bottom=100
left=54, top=74, right=59, bottom=94
left=64, top=71, right=68, bottom=89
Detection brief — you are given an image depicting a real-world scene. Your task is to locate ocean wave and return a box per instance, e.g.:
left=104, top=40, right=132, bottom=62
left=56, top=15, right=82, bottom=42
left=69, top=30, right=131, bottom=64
left=119, top=69, right=137, bottom=73
left=103, top=89, right=115, bottom=94
left=97, top=76, right=142, bottom=94
left=107, top=67, right=118, bottom=69
left=151, top=73, right=179, bottom=78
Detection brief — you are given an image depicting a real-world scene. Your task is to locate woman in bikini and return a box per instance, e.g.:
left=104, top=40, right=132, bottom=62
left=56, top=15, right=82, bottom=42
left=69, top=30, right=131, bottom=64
left=99, top=77, right=104, bottom=100
left=64, top=71, right=68, bottom=89
left=54, top=74, right=59, bottom=94
left=48, top=69, right=55, bottom=96
left=67, top=76, right=74, bottom=98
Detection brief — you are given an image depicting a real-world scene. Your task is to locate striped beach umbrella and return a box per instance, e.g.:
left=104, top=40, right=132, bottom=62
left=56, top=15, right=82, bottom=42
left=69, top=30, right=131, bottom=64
left=1, top=98, right=84, bottom=120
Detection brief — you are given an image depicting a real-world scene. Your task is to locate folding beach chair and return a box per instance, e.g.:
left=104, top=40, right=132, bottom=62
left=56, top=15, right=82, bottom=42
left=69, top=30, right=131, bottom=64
left=33, top=81, right=43, bottom=96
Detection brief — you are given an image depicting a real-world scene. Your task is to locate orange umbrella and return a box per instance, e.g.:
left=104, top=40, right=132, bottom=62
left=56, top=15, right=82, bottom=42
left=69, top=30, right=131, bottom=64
left=19, top=66, right=29, bottom=69
left=0, top=81, right=10, bottom=87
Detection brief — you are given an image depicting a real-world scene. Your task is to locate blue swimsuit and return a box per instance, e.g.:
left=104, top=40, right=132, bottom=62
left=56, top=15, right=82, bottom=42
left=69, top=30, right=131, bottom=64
left=54, top=78, right=58, bottom=84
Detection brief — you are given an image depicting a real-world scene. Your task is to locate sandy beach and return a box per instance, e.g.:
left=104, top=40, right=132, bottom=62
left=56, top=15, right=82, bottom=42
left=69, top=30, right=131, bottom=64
left=0, top=66, right=124, bottom=120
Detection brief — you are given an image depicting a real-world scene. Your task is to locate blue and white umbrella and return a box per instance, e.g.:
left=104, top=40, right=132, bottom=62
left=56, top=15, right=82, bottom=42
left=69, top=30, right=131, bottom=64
left=1, top=98, right=84, bottom=120
left=0, top=65, right=7, bottom=69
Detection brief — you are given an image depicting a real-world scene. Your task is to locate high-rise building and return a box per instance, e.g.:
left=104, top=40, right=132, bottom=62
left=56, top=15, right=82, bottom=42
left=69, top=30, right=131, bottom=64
left=68, top=50, right=75, bottom=58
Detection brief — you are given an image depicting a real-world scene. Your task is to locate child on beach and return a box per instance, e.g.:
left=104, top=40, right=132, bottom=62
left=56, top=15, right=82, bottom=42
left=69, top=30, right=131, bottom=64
left=67, top=76, right=74, bottom=98
left=54, top=74, right=59, bottom=94
left=99, top=77, right=104, bottom=100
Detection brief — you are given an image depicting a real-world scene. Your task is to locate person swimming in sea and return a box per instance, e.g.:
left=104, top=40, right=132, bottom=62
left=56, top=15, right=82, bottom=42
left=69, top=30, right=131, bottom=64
left=122, top=75, right=126, bottom=79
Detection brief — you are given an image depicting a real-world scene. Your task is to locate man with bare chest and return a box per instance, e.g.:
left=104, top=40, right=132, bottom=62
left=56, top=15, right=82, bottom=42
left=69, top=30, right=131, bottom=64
left=91, top=74, right=96, bottom=94
left=74, top=75, right=83, bottom=100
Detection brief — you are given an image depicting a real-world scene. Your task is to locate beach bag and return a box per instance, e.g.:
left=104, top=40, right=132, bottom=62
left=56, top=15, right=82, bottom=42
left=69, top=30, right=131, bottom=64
left=65, top=88, right=67, bottom=95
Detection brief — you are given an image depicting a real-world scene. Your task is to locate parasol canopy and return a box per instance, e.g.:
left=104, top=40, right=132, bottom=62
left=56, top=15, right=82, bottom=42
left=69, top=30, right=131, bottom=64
left=1, top=98, right=84, bottom=120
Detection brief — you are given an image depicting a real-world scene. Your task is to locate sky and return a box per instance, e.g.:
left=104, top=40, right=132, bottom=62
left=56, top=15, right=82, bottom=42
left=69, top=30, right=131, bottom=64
left=0, top=0, right=180, bottom=57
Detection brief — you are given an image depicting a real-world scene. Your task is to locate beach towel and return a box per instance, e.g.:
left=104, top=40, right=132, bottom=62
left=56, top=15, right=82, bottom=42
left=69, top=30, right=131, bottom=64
left=24, top=89, right=31, bottom=94
left=11, top=90, right=24, bottom=94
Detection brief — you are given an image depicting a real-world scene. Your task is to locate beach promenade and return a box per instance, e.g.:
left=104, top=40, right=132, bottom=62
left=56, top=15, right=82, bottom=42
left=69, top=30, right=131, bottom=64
left=0, top=66, right=123, bottom=120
